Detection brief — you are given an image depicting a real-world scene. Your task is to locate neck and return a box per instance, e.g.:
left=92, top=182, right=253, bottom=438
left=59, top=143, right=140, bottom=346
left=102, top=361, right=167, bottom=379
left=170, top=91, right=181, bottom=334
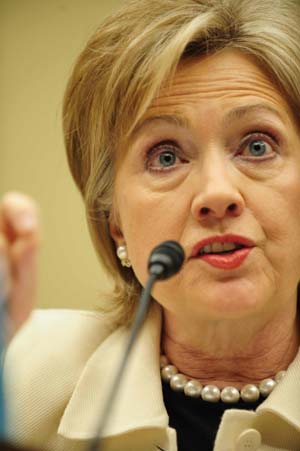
left=161, top=306, right=300, bottom=390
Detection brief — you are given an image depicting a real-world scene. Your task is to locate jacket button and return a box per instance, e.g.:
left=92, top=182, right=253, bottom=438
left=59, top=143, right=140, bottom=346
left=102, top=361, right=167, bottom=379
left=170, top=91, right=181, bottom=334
left=235, top=429, right=262, bottom=451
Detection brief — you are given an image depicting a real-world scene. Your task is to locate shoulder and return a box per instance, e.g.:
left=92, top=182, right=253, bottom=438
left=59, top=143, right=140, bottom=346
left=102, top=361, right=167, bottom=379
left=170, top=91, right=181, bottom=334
left=4, top=309, right=116, bottom=447
left=12, top=308, right=113, bottom=341
left=6, top=308, right=114, bottom=363
left=5, top=308, right=115, bottom=378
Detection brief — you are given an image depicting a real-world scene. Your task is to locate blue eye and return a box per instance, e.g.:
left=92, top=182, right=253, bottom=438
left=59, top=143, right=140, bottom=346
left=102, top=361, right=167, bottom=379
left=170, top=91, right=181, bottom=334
left=145, top=141, right=188, bottom=172
left=158, top=151, right=177, bottom=167
left=248, top=140, right=268, bottom=157
left=239, top=133, right=278, bottom=160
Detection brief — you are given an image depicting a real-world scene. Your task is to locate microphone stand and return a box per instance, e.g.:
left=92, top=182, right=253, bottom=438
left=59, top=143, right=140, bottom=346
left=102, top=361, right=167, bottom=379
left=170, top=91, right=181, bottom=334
left=88, top=273, right=157, bottom=451
left=88, top=240, right=184, bottom=451
left=0, top=240, right=183, bottom=451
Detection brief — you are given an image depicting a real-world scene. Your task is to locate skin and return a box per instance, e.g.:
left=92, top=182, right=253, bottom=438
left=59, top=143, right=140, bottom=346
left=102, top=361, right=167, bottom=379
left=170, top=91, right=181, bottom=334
left=110, top=48, right=300, bottom=388
left=0, top=192, right=40, bottom=339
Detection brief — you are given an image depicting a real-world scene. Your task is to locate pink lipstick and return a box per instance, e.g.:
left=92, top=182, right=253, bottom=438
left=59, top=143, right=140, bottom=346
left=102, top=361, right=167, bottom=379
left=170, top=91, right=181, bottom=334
left=190, top=234, right=255, bottom=270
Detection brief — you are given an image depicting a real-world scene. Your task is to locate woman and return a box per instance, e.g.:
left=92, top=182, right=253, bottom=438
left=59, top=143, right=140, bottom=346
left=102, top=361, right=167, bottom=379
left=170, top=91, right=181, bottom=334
left=2, top=0, right=300, bottom=450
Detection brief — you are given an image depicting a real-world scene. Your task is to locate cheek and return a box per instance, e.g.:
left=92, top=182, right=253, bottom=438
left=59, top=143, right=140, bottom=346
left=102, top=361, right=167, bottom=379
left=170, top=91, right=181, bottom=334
left=256, top=174, right=300, bottom=274
left=116, top=185, right=188, bottom=284
left=280, top=181, right=300, bottom=263
left=271, top=175, right=300, bottom=239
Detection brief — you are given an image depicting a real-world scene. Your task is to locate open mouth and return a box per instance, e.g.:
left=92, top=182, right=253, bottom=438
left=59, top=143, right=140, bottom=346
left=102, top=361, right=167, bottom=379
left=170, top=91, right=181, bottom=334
left=190, top=235, right=255, bottom=269
left=193, top=241, right=253, bottom=270
left=197, top=242, right=246, bottom=256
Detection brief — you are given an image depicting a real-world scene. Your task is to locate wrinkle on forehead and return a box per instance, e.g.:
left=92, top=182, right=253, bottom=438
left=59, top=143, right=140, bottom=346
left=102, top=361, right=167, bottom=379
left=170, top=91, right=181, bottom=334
left=147, top=49, right=293, bottom=121
left=126, top=49, right=300, bottom=150
left=156, top=73, right=276, bottom=98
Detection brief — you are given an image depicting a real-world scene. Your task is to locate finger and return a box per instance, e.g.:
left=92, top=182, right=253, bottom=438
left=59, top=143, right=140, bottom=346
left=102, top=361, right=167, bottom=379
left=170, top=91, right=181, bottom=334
left=0, top=234, right=11, bottom=304
left=0, top=192, right=41, bottom=337
left=9, top=240, right=38, bottom=334
left=0, top=233, right=12, bottom=342
left=1, top=232, right=40, bottom=339
left=0, top=191, right=40, bottom=243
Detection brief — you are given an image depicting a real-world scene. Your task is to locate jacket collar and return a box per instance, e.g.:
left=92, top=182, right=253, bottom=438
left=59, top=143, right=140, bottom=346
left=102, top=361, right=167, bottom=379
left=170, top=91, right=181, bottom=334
left=58, top=301, right=300, bottom=441
left=257, top=345, right=300, bottom=430
left=58, top=302, right=168, bottom=441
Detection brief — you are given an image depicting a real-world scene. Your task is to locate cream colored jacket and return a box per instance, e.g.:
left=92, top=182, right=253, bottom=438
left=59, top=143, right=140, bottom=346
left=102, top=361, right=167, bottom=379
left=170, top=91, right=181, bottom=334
left=4, top=303, right=300, bottom=451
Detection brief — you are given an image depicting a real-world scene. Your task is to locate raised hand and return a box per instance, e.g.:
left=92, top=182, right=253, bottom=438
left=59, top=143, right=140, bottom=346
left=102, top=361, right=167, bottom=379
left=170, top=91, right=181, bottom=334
left=0, top=192, right=41, bottom=340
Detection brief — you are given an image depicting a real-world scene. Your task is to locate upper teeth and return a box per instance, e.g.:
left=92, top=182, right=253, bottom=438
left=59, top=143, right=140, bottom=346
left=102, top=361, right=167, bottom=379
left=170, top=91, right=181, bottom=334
left=199, top=242, right=243, bottom=255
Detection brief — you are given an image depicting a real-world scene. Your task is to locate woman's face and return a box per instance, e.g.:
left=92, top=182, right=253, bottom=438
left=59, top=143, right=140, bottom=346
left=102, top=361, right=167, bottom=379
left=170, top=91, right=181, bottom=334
left=110, top=48, right=300, bottom=323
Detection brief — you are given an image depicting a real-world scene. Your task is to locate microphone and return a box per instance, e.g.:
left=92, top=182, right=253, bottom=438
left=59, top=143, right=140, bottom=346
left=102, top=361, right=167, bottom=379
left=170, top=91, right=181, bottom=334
left=148, top=240, right=185, bottom=279
left=89, top=240, right=184, bottom=451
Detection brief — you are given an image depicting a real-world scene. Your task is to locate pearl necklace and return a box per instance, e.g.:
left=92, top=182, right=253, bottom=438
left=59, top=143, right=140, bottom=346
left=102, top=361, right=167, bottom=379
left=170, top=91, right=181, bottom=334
left=160, top=355, right=287, bottom=404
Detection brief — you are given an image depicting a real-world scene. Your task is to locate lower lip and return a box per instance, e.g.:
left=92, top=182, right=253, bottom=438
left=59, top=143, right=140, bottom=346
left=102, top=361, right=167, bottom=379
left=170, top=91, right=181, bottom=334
left=198, top=248, right=252, bottom=269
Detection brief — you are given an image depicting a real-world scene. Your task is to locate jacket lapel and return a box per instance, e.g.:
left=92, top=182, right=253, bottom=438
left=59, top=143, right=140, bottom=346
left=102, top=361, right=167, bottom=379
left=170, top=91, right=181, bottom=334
left=256, top=346, right=300, bottom=429
left=58, top=302, right=170, bottom=442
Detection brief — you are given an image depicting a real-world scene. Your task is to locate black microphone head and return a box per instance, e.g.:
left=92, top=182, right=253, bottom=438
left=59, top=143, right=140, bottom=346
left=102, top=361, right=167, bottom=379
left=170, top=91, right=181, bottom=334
left=148, top=240, right=185, bottom=280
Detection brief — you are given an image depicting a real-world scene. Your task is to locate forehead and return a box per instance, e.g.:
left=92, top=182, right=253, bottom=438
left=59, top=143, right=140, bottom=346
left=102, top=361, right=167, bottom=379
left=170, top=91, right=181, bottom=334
left=131, top=48, right=295, bottom=138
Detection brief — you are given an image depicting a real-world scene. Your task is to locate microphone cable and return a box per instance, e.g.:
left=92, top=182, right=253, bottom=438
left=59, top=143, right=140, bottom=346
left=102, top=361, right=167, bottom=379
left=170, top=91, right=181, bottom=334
left=88, top=240, right=184, bottom=451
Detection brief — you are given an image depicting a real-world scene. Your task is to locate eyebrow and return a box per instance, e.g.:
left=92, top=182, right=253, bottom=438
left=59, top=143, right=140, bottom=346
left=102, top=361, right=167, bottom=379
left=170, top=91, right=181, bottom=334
left=131, top=113, right=191, bottom=139
left=222, top=103, right=286, bottom=126
left=131, top=103, right=285, bottom=139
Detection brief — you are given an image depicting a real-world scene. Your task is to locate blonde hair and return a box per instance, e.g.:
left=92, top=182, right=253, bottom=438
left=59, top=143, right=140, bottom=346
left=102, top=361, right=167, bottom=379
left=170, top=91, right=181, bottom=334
left=63, top=0, right=300, bottom=326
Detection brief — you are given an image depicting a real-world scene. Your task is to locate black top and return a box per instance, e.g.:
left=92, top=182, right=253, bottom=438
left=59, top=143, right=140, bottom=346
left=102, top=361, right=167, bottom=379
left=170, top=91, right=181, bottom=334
left=162, top=380, right=264, bottom=451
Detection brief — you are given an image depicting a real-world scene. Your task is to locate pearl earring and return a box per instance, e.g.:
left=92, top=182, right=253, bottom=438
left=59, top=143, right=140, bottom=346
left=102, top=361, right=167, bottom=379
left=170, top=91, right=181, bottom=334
left=116, top=245, right=132, bottom=268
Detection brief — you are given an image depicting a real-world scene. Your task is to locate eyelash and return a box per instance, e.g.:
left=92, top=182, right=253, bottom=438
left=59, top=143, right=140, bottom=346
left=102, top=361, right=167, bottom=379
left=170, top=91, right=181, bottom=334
left=237, top=131, right=279, bottom=160
left=144, top=140, right=184, bottom=171
left=144, top=131, right=280, bottom=172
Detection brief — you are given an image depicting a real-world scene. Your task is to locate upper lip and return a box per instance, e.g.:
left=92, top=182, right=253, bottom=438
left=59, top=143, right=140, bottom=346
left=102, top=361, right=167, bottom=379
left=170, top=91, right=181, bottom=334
left=190, top=234, right=255, bottom=258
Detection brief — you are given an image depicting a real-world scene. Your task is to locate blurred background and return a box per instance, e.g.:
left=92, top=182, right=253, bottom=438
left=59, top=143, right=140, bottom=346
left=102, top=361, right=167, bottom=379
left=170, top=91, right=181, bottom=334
left=0, top=0, right=124, bottom=310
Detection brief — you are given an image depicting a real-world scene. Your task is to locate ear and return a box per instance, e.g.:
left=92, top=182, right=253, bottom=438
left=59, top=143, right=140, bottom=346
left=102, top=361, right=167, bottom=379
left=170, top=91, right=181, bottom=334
left=108, top=210, right=124, bottom=246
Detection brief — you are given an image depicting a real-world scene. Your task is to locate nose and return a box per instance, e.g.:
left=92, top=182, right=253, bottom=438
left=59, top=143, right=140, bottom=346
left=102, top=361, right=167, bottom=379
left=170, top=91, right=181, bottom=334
left=191, top=158, right=245, bottom=222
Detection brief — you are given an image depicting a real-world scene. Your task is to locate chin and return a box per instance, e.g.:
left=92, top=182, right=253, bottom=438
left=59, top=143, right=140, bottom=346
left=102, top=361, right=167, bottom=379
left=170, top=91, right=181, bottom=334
left=194, top=279, right=271, bottom=320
